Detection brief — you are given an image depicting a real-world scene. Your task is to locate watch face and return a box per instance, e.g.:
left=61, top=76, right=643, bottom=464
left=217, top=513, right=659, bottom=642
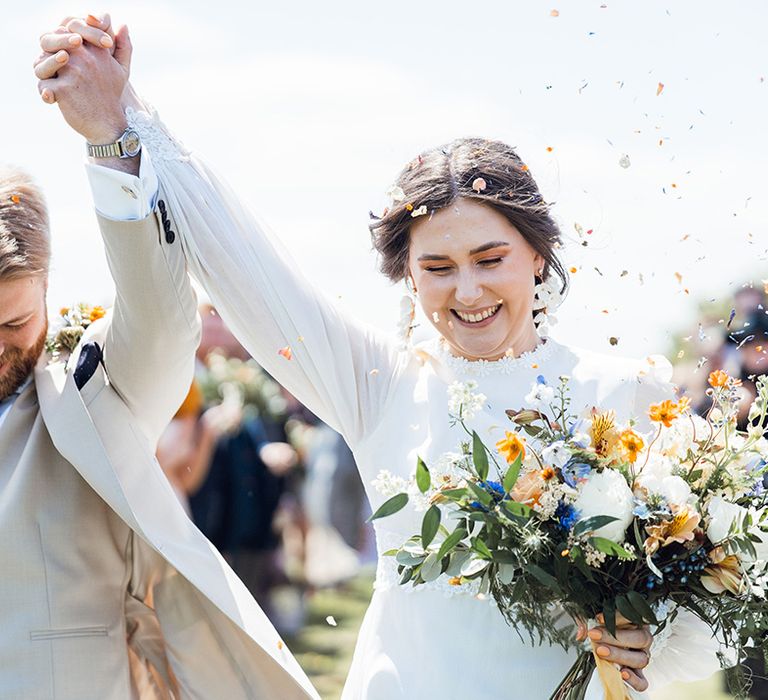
left=122, top=130, right=141, bottom=157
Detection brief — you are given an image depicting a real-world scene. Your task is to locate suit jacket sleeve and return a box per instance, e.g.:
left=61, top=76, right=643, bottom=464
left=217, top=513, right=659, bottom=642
left=95, top=201, right=201, bottom=448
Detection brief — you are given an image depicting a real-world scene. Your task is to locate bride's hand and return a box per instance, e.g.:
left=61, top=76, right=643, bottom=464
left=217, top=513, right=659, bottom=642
left=576, top=613, right=653, bottom=693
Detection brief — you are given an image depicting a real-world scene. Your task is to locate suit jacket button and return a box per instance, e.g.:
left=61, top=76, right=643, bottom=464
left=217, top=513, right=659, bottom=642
left=158, top=199, right=166, bottom=213
left=163, top=217, right=172, bottom=232
left=165, top=230, right=176, bottom=244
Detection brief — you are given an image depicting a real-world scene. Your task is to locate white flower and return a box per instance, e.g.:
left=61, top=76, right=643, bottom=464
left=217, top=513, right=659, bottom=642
left=541, top=441, right=571, bottom=469
left=371, top=470, right=408, bottom=499
left=386, top=185, right=406, bottom=203
left=525, top=380, right=555, bottom=409
left=638, top=473, right=692, bottom=510
left=447, top=380, right=487, bottom=421
left=706, top=496, right=746, bottom=544
left=575, top=469, right=635, bottom=543
left=532, top=279, right=563, bottom=312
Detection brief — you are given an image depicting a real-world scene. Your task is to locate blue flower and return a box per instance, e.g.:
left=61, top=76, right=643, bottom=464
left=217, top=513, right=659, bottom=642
left=480, top=480, right=506, bottom=503
left=632, top=500, right=652, bottom=519
left=555, top=501, right=580, bottom=532
left=561, top=460, right=591, bottom=488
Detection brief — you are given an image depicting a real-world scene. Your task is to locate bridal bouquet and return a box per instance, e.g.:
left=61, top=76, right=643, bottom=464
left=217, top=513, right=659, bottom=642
left=372, top=370, right=768, bottom=699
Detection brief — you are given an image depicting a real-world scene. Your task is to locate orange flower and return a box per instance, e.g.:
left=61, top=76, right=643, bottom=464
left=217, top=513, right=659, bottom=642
left=88, top=306, right=106, bottom=322
left=59, top=307, right=70, bottom=317
left=643, top=505, right=701, bottom=555
left=648, top=399, right=690, bottom=427
left=619, top=428, right=645, bottom=463
left=540, top=466, right=556, bottom=481
left=496, top=431, right=526, bottom=464
left=708, top=370, right=729, bottom=388
left=510, top=470, right=544, bottom=507
left=701, top=551, right=745, bottom=595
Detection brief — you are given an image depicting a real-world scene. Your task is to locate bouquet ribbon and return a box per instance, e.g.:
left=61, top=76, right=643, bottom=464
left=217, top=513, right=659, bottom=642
left=592, top=641, right=632, bottom=700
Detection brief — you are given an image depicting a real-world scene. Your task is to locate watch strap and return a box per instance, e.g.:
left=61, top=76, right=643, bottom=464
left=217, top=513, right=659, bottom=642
left=87, top=141, right=124, bottom=159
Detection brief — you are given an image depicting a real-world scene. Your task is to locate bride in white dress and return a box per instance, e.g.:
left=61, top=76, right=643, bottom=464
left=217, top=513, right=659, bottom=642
left=46, top=18, right=721, bottom=686
left=112, top=112, right=721, bottom=698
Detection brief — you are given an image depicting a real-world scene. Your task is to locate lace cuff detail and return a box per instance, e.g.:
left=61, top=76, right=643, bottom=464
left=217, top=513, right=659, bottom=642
left=126, top=105, right=190, bottom=163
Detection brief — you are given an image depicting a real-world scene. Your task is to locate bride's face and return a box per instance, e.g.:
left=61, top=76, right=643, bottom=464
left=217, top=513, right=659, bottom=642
left=408, top=198, right=544, bottom=361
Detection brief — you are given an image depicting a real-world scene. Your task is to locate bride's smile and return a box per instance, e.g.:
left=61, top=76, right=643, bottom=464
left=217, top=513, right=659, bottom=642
left=408, top=198, right=545, bottom=363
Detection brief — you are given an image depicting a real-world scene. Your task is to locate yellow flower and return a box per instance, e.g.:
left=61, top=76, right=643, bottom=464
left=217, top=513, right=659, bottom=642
left=643, top=505, right=701, bottom=555
left=496, top=431, right=526, bottom=464
left=88, top=306, right=106, bottom=322
left=648, top=399, right=683, bottom=428
left=619, top=428, right=645, bottom=464
left=701, top=550, right=745, bottom=595
left=589, top=409, right=619, bottom=457
left=708, top=370, right=729, bottom=388
left=540, top=466, right=556, bottom=481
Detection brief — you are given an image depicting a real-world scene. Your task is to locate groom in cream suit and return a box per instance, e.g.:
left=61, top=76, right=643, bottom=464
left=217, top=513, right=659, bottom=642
left=0, top=13, right=320, bottom=700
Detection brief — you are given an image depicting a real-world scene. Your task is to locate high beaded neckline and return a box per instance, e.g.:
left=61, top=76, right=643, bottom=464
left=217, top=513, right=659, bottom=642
left=432, top=337, right=558, bottom=377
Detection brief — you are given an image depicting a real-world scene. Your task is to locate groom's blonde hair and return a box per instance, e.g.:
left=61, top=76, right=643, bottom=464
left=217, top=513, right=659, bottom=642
left=0, top=165, right=50, bottom=280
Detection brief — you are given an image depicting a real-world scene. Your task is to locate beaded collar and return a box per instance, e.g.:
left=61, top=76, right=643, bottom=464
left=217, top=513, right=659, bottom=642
left=432, top=337, right=558, bottom=377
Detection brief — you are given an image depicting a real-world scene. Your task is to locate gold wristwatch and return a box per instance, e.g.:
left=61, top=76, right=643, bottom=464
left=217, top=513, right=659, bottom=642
left=86, top=128, right=141, bottom=159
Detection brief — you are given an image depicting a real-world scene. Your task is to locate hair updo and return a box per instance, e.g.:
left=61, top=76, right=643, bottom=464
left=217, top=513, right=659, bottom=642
left=369, top=137, right=568, bottom=296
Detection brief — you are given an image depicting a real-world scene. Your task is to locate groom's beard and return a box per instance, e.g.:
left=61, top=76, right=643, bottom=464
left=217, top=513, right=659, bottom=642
left=0, top=324, right=47, bottom=401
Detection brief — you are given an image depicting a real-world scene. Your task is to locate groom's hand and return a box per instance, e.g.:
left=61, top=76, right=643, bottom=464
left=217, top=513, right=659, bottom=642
left=34, top=14, right=131, bottom=146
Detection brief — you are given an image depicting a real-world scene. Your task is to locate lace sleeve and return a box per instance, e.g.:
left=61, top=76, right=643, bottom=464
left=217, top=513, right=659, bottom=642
left=126, top=103, right=402, bottom=446
left=643, top=604, right=723, bottom=691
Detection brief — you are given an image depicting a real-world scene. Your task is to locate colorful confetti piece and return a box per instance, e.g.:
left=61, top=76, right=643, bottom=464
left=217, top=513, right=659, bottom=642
left=278, top=346, right=293, bottom=360
left=472, top=177, right=487, bottom=193
left=10, top=194, right=20, bottom=204
left=618, top=154, right=631, bottom=169
left=550, top=9, right=560, bottom=16
left=656, top=82, right=665, bottom=96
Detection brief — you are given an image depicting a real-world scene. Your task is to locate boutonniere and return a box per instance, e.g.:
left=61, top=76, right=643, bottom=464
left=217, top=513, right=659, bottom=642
left=45, top=303, right=106, bottom=362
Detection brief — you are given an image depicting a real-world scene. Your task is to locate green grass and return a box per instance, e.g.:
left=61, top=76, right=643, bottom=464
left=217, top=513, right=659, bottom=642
left=288, top=571, right=735, bottom=700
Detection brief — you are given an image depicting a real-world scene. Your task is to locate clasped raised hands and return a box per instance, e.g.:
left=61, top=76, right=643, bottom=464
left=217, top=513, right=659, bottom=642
left=34, top=14, right=132, bottom=145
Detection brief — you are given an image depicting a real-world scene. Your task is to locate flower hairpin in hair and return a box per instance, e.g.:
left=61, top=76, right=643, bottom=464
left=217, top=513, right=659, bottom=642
left=532, top=275, right=564, bottom=336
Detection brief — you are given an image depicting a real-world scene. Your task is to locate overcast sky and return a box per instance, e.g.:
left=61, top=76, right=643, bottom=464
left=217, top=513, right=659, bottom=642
left=4, top=1, right=767, bottom=360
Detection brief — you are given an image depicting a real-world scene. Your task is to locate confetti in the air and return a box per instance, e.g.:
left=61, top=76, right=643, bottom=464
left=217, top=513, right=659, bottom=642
left=405, top=203, right=414, bottom=212
left=278, top=346, right=293, bottom=361
left=618, top=154, right=631, bottom=169
left=326, top=616, right=338, bottom=627
left=277, top=640, right=284, bottom=650
left=677, top=350, right=685, bottom=359
left=609, top=337, right=619, bottom=346
left=472, top=178, right=487, bottom=193
left=656, top=82, right=665, bottom=96
left=546, top=146, right=554, bottom=153
left=10, top=194, right=21, bottom=204
left=569, top=266, right=578, bottom=274
left=411, top=205, right=428, bottom=218
left=550, top=9, right=560, bottom=16
left=369, top=368, right=380, bottom=376
left=727, top=309, right=737, bottom=329
left=674, top=272, right=683, bottom=284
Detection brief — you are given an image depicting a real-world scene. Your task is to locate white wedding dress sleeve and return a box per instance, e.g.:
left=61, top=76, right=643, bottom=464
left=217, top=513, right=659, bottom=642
left=123, top=105, right=402, bottom=446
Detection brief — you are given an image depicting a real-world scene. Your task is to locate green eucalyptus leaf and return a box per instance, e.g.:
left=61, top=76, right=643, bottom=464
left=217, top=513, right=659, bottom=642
left=626, top=590, right=659, bottom=625
left=421, top=505, right=441, bottom=549
left=368, top=493, right=409, bottom=522
left=416, top=457, right=431, bottom=493
left=436, top=527, right=467, bottom=561
left=472, top=538, right=493, bottom=560
left=472, top=431, right=489, bottom=481
left=615, top=595, right=644, bottom=626
left=497, top=563, right=516, bottom=585
left=503, top=453, right=523, bottom=493
left=445, top=550, right=471, bottom=577
left=603, top=599, right=617, bottom=637
left=395, top=550, right=425, bottom=567
left=420, top=553, right=443, bottom=582
left=460, top=557, right=490, bottom=578
left=525, top=564, right=561, bottom=592
left=573, top=515, right=619, bottom=538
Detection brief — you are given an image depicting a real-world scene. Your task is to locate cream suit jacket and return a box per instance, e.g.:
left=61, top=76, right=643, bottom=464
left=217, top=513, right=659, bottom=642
left=29, top=195, right=319, bottom=700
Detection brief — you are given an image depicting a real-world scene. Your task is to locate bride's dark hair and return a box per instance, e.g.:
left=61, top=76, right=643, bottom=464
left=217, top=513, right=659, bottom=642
left=370, top=137, right=568, bottom=295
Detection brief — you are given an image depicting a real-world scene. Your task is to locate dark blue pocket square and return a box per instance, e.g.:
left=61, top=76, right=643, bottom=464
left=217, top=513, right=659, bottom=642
left=73, top=342, right=104, bottom=391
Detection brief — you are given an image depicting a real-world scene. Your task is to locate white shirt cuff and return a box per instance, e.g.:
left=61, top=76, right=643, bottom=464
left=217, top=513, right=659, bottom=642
left=85, top=147, right=159, bottom=221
